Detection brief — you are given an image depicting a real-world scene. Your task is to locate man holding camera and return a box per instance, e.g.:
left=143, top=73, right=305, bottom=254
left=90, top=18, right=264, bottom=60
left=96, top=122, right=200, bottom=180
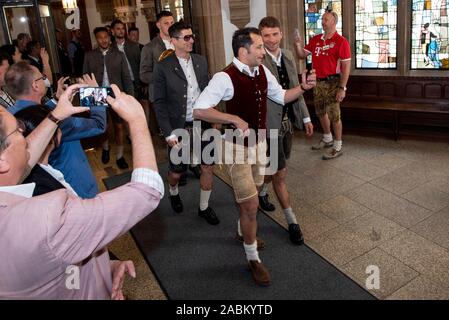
left=294, top=10, right=351, bottom=160
left=0, top=84, right=163, bottom=299
left=5, top=62, right=107, bottom=199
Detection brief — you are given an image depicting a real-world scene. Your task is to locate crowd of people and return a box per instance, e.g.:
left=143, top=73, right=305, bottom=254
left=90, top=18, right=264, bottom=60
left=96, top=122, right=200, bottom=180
left=0, top=8, right=350, bottom=298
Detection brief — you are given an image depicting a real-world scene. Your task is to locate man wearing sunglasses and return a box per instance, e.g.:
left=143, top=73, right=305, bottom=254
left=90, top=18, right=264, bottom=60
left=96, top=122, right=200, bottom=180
left=5, top=61, right=107, bottom=199
left=153, top=21, right=219, bottom=226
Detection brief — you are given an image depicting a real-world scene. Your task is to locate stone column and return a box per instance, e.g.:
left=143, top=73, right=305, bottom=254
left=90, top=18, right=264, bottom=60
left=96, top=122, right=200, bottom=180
left=191, top=0, right=226, bottom=74
left=267, top=0, right=304, bottom=69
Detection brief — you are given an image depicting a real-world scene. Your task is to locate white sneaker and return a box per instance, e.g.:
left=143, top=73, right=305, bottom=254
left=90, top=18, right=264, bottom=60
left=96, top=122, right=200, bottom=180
left=323, top=148, right=343, bottom=160
left=312, top=139, right=334, bottom=150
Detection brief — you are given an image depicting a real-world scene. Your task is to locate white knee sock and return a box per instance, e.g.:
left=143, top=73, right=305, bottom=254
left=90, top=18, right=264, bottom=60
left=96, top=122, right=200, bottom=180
left=169, top=184, right=179, bottom=196
left=283, top=207, right=297, bottom=225
left=323, top=133, right=333, bottom=143
left=334, top=140, right=343, bottom=151
left=244, top=241, right=261, bottom=263
left=199, top=189, right=211, bottom=211
left=237, top=219, right=242, bottom=237
left=116, top=145, right=124, bottom=160
left=259, top=183, right=269, bottom=197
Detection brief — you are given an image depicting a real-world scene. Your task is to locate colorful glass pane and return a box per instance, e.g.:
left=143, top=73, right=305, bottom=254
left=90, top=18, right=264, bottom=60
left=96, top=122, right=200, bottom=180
left=355, top=0, right=398, bottom=69
left=304, top=0, right=343, bottom=43
left=411, top=0, right=449, bottom=69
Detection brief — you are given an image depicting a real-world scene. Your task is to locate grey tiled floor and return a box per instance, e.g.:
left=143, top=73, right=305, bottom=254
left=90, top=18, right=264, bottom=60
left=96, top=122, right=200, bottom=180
left=90, top=133, right=449, bottom=299
left=270, top=133, right=449, bottom=299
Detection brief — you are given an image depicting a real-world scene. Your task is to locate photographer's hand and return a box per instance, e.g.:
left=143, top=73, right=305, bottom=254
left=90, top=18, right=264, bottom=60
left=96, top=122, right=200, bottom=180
left=55, top=77, right=70, bottom=100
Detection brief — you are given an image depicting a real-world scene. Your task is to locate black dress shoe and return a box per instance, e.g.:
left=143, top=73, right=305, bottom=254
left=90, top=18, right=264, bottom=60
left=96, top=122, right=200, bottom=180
left=289, top=223, right=304, bottom=245
left=189, top=165, right=201, bottom=179
left=116, top=157, right=129, bottom=170
left=179, top=173, right=187, bottom=186
left=198, top=207, right=220, bottom=225
left=170, top=194, right=183, bottom=213
left=102, top=149, right=110, bottom=164
left=259, top=194, right=275, bottom=212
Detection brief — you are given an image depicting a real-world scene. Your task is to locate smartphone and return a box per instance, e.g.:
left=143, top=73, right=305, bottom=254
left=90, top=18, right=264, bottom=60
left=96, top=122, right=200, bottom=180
left=293, top=28, right=300, bottom=42
left=306, top=62, right=313, bottom=76
left=306, top=56, right=313, bottom=76
left=79, top=87, right=113, bottom=107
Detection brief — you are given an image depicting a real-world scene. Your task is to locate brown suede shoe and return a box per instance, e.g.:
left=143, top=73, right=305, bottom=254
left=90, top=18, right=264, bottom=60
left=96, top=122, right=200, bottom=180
left=248, top=260, right=271, bottom=286
left=235, top=233, right=266, bottom=250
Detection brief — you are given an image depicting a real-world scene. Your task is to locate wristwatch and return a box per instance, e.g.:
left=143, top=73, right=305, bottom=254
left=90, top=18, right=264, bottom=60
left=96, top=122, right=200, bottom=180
left=339, top=86, right=347, bottom=91
left=47, top=112, right=61, bottom=125
left=300, top=84, right=308, bottom=92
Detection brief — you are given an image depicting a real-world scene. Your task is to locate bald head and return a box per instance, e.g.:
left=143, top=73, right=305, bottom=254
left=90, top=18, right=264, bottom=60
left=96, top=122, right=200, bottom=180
left=322, top=11, right=338, bottom=34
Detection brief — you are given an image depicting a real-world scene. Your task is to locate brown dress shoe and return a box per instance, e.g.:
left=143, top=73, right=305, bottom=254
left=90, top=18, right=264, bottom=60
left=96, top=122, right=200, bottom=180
left=235, top=233, right=266, bottom=250
left=248, top=260, right=271, bottom=286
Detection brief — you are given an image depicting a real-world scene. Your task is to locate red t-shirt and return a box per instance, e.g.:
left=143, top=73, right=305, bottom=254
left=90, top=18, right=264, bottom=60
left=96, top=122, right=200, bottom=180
left=304, top=32, right=351, bottom=79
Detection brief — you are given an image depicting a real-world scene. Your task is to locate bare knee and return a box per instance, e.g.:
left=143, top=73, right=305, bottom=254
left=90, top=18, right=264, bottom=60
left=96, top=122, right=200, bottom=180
left=273, top=168, right=287, bottom=184
left=240, top=196, right=259, bottom=216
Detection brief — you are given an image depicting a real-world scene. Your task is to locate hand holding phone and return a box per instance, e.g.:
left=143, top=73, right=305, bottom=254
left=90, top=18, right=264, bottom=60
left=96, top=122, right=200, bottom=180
left=306, top=63, right=313, bottom=76
left=79, top=87, right=111, bottom=107
left=293, top=28, right=301, bottom=43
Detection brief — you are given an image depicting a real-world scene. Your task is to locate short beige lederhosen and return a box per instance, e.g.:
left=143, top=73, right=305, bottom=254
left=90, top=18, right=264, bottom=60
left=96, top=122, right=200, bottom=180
left=314, top=78, right=341, bottom=122
left=220, top=138, right=268, bottom=204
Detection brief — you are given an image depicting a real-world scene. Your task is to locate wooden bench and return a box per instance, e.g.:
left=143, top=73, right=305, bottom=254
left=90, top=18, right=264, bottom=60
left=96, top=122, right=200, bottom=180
left=305, top=76, right=449, bottom=141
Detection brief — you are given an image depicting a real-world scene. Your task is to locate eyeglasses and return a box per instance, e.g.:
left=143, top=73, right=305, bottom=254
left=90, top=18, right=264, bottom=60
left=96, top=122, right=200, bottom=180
left=34, top=74, right=47, bottom=82
left=0, top=119, right=25, bottom=151
left=175, top=34, right=195, bottom=42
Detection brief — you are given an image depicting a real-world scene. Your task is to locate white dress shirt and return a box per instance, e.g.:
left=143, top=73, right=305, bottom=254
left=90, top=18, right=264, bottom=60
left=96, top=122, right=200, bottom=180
left=0, top=183, right=35, bottom=198
left=101, top=49, right=110, bottom=87
left=194, top=57, right=286, bottom=110
left=116, top=41, right=135, bottom=82
left=163, top=39, right=174, bottom=50
left=39, top=163, right=78, bottom=197
left=166, top=54, right=202, bottom=143
left=177, top=55, right=201, bottom=122
left=265, top=49, right=311, bottom=124
left=266, top=49, right=283, bottom=67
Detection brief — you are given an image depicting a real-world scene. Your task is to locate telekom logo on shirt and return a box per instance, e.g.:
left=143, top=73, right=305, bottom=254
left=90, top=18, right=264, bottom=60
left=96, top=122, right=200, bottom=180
left=314, top=42, right=336, bottom=57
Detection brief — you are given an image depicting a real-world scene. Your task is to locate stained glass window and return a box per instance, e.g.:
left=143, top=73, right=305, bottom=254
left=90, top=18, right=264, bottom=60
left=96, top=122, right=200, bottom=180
left=411, top=0, right=449, bottom=69
left=355, top=0, right=397, bottom=69
left=304, top=1, right=343, bottom=44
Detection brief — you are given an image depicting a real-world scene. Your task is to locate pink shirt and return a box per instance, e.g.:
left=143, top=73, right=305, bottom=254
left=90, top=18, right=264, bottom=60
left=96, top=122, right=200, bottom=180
left=0, top=169, right=163, bottom=299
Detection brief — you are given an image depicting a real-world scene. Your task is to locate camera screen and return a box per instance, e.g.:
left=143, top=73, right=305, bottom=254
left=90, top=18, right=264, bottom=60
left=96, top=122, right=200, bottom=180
left=79, top=87, right=109, bottom=107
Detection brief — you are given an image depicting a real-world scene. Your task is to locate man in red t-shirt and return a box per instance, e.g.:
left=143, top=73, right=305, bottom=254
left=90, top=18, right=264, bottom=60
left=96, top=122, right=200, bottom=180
left=295, top=10, right=351, bottom=160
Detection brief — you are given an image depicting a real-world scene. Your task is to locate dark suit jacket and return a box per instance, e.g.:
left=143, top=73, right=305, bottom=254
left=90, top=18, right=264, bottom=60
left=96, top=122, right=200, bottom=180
left=262, top=49, right=310, bottom=130
left=23, top=165, right=66, bottom=197
left=140, top=36, right=167, bottom=102
left=83, top=47, right=134, bottom=96
left=153, top=53, right=210, bottom=138
left=112, top=40, right=141, bottom=87
left=23, top=54, right=44, bottom=73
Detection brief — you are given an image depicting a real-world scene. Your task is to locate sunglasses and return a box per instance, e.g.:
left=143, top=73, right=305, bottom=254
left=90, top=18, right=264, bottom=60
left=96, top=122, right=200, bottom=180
left=175, top=34, right=195, bottom=42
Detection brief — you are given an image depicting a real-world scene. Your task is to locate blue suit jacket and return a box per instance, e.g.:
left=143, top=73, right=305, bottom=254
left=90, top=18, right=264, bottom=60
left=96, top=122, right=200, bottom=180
left=9, top=100, right=107, bottom=199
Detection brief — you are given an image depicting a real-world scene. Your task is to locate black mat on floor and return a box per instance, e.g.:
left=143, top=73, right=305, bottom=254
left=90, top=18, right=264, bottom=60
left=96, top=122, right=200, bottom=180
left=103, top=165, right=375, bottom=300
